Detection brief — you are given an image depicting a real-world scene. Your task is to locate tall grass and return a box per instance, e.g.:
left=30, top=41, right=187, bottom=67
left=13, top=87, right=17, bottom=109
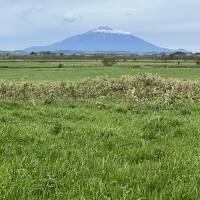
left=0, top=99, right=200, bottom=199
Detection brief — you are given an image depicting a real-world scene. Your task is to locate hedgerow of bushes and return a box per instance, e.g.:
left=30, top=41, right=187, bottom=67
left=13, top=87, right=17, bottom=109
left=0, top=75, right=199, bottom=102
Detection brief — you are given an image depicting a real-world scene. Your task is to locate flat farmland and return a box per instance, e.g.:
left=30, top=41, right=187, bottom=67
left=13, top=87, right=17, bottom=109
left=0, top=60, right=200, bottom=83
left=0, top=58, right=200, bottom=199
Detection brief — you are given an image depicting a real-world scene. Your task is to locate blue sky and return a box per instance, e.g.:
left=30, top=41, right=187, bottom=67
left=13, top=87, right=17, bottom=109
left=0, top=0, right=199, bottom=52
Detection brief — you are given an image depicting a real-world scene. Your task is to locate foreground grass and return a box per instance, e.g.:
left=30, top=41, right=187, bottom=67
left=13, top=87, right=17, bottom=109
left=0, top=99, right=200, bottom=199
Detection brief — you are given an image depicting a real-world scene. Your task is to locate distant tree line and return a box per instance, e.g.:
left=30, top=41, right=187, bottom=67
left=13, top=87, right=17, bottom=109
left=0, top=51, right=200, bottom=65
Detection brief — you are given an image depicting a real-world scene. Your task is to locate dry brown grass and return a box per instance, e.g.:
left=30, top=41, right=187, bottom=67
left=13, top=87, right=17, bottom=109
left=0, top=75, right=200, bottom=102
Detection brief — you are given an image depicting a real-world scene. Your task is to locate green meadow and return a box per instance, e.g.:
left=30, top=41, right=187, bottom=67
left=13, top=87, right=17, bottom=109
left=0, top=59, right=200, bottom=199
left=0, top=99, right=200, bottom=199
left=0, top=60, right=200, bottom=82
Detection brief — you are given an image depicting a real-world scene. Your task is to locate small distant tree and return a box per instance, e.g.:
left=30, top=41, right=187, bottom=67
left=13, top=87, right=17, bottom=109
left=41, top=51, right=52, bottom=56
left=194, top=53, right=200, bottom=65
left=30, top=52, right=37, bottom=56
left=102, top=57, right=118, bottom=67
left=58, top=63, right=64, bottom=68
left=161, top=54, right=168, bottom=62
left=169, top=51, right=186, bottom=60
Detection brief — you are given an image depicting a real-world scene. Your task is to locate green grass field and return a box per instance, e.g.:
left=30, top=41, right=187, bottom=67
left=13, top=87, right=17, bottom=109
left=0, top=59, right=200, bottom=199
left=0, top=99, right=200, bottom=199
left=0, top=60, right=200, bottom=83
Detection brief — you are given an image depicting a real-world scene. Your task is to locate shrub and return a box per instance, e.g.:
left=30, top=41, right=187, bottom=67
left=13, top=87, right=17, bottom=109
left=0, top=75, right=199, bottom=102
left=58, top=63, right=64, bottom=68
left=102, top=57, right=118, bottom=67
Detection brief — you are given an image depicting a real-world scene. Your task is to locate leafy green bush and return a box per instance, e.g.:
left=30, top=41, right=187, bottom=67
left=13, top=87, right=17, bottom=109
left=102, top=57, right=118, bottom=66
left=58, top=63, right=64, bottom=68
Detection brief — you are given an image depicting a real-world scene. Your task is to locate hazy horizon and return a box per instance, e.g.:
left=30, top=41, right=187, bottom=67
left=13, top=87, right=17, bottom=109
left=0, top=0, right=199, bottom=52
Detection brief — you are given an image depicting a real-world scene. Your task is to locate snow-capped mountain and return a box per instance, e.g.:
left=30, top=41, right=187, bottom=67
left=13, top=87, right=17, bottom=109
left=24, top=26, right=171, bottom=53
left=91, top=26, right=132, bottom=35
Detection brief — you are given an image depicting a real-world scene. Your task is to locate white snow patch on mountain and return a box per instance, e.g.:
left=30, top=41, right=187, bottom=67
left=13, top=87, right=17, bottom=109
left=90, top=26, right=132, bottom=35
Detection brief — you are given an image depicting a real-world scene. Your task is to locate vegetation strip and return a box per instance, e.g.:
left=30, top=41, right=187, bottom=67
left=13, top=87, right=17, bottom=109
left=0, top=75, right=199, bottom=101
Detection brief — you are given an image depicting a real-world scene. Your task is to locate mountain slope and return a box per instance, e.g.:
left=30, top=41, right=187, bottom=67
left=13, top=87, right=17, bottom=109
left=24, top=26, right=171, bottom=53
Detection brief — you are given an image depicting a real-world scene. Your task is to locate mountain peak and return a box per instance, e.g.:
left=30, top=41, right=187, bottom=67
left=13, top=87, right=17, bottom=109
left=96, top=26, right=113, bottom=30
left=90, top=26, right=132, bottom=36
